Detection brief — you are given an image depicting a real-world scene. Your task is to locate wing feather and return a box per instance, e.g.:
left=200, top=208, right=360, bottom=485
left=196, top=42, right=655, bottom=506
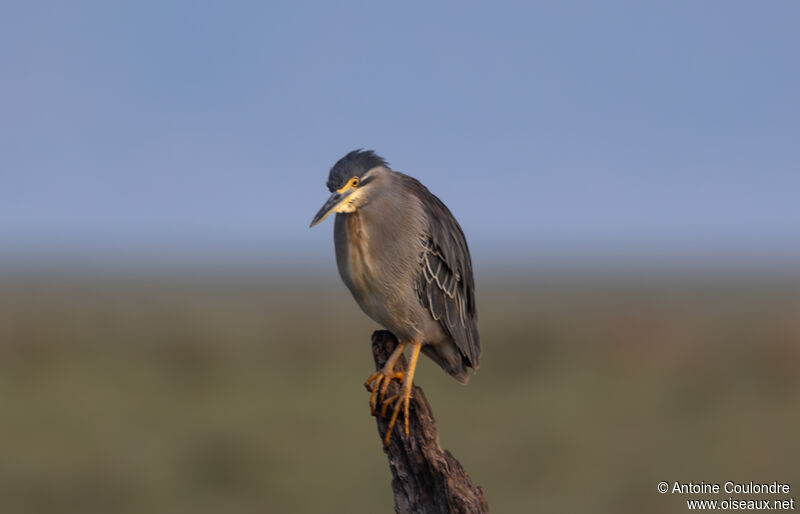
left=405, top=175, right=481, bottom=370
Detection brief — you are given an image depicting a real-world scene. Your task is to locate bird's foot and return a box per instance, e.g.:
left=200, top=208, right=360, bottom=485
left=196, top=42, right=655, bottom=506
left=364, top=368, right=405, bottom=416
left=364, top=340, right=421, bottom=445
left=381, top=378, right=414, bottom=446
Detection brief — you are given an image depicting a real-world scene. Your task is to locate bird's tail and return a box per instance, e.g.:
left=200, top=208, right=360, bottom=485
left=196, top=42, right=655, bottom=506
left=421, top=341, right=471, bottom=385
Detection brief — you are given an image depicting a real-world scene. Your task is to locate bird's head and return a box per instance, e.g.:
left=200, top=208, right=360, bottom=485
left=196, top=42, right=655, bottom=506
left=309, top=149, right=389, bottom=227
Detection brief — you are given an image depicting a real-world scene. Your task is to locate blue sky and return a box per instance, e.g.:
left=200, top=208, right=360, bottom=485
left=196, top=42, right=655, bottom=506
left=2, top=1, right=799, bottom=272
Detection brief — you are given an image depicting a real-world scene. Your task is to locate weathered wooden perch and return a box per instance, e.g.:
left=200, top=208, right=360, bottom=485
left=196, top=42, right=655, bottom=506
left=370, top=330, right=489, bottom=514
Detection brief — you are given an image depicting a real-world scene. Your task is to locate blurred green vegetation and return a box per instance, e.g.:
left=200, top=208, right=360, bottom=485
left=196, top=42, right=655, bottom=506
left=1, top=275, right=799, bottom=513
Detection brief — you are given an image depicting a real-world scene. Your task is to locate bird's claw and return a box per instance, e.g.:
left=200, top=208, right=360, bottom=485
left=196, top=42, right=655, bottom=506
left=365, top=341, right=421, bottom=445
left=380, top=394, right=399, bottom=418
left=366, top=371, right=414, bottom=445
left=364, top=370, right=404, bottom=415
left=383, top=390, right=412, bottom=445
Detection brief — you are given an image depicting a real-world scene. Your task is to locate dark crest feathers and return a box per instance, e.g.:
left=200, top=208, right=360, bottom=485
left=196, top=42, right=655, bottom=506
left=327, top=149, right=389, bottom=192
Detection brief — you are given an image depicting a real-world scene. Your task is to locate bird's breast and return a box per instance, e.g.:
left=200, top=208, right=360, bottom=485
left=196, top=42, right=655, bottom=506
left=333, top=195, right=429, bottom=339
left=334, top=211, right=379, bottom=305
left=344, top=212, right=375, bottom=295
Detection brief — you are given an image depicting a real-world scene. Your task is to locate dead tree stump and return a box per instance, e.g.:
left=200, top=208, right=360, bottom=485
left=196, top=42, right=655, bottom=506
left=370, top=330, right=489, bottom=514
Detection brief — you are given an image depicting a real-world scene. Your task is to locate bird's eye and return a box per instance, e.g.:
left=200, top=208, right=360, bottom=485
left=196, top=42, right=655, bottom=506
left=351, top=177, right=359, bottom=187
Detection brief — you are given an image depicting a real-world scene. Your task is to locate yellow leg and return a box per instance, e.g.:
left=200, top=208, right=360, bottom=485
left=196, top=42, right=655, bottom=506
left=364, top=341, right=407, bottom=415
left=384, top=341, right=422, bottom=445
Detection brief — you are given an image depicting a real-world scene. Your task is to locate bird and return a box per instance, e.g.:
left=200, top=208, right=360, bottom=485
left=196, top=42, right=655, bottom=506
left=310, top=149, right=481, bottom=445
